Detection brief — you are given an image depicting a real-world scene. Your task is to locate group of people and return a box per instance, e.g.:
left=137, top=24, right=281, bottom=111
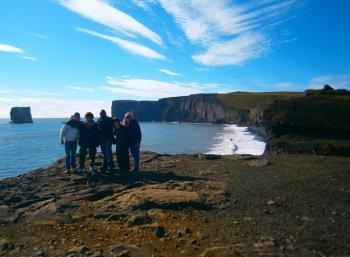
left=59, top=110, right=142, bottom=174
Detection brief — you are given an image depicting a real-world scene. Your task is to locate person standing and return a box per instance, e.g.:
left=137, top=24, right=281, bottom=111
left=124, top=112, right=142, bottom=172
left=78, top=112, right=99, bottom=172
left=98, top=110, right=114, bottom=172
left=60, top=112, right=81, bottom=174
left=113, top=118, right=130, bottom=173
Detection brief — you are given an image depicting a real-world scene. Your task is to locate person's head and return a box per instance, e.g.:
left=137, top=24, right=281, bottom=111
left=73, top=112, right=80, bottom=122
left=85, top=112, right=94, bottom=122
left=113, top=117, right=121, bottom=128
left=100, top=109, right=107, bottom=118
left=124, top=112, right=133, bottom=122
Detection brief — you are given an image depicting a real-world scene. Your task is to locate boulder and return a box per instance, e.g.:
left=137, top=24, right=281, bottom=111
left=98, top=181, right=226, bottom=213
left=10, top=107, right=33, bottom=124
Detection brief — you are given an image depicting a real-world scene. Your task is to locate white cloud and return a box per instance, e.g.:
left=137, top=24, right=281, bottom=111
left=76, top=27, right=166, bottom=60
left=159, top=69, right=181, bottom=76
left=22, top=56, right=38, bottom=62
left=102, top=76, right=220, bottom=99
left=0, top=44, right=24, bottom=54
left=135, top=0, right=300, bottom=66
left=34, top=34, right=49, bottom=40
left=0, top=97, right=110, bottom=118
left=59, top=0, right=162, bottom=45
left=192, top=33, right=269, bottom=66
left=275, top=82, right=298, bottom=90
left=0, top=43, right=38, bottom=62
left=68, top=86, right=95, bottom=92
left=309, top=74, right=350, bottom=89
left=0, top=89, right=13, bottom=94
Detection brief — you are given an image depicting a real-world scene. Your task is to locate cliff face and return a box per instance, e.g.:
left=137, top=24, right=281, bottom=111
left=10, top=107, right=33, bottom=124
left=112, top=94, right=263, bottom=126
left=264, top=86, right=350, bottom=156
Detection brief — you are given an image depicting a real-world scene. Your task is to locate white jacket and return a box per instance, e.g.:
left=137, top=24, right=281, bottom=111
left=60, top=123, right=80, bottom=142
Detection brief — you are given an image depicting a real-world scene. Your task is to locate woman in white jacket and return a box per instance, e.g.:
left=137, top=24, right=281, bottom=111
left=60, top=113, right=81, bottom=173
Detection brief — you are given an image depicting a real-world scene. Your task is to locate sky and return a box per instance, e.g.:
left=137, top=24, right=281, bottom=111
left=0, top=0, right=349, bottom=118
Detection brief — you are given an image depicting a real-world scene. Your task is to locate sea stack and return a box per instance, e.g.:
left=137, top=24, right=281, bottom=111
left=10, top=107, right=33, bottom=124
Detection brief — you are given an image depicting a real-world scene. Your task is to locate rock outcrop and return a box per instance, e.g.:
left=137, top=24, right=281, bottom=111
left=264, top=85, right=350, bottom=156
left=10, top=107, right=33, bottom=124
left=112, top=94, right=263, bottom=126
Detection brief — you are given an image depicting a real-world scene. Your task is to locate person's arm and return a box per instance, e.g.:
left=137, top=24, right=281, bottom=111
left=136, top=122, right=142, bottom=143
left=60, top=124, right=68, bottom=144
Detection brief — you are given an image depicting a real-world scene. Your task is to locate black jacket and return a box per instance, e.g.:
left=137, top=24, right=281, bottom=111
left=114, top=125, right=130, bottom=149
left=125, top=119, right=142, bottom=144
left=97, top=116, right=114, bottom=140
left=79, top=121, right=99, bottom=147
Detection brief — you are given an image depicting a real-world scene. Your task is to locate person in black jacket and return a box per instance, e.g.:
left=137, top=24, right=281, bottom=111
left=78, top=112, right=99, bottom=172
left=113, top=118, right=130, bottom=173
left=98, top=110, right=114, bottom=172
left=124, top=112, right=142, bottom=172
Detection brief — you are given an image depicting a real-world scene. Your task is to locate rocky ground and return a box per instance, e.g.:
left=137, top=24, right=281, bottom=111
left=0, top=152, right=350, bottom=257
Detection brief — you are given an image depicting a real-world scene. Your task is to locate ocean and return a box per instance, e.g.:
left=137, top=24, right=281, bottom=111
left=0, top=118, right=265, bottom=179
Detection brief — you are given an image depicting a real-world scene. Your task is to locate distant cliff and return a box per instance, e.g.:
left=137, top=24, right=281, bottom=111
left=112, top=88, right=350, bottom=156
left=10, top=107, right=33, bottom=124
left=112, top=94, right=266, bottom=126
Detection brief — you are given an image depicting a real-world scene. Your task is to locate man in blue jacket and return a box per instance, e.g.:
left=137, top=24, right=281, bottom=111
left=98, top=110, right=114, bottom=172
left=124, top=112, right=142, bottom=172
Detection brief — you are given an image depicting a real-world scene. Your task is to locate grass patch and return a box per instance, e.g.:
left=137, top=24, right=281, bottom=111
left=217, top=91, right=303, bottom=109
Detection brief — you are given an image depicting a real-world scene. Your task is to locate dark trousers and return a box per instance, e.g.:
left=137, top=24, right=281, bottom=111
left=65, top=141, right=77, bottom=170
left=79, top=145, right=97, bottom=168
left=116, top=146, right=130, bottom=172
left=129, top=143, right=140, bottom=171
left=100, top=139, right=114, bottom=169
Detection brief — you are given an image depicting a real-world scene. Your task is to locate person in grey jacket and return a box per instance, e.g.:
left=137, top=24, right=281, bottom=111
left=60, top=112, right=81, bottom=174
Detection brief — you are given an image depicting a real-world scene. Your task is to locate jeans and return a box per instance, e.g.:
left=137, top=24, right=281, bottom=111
left=65, top=141, right=77, bottom=170
left=100, top=139, right=114, bottom=169
left=116, top=146, right=130, bottom=172
left=129, top=143, right=140, bottom=171
left=79, top=146, right=97, bottom=168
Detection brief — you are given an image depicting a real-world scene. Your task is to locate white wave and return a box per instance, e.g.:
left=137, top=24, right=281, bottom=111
left=206, top=125, right=266, bottom=156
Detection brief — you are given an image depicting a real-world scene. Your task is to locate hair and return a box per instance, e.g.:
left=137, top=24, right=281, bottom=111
left=85, top=112, right=94, bottom=119
left=73, top=112, right=80, bottom=117
left=124, top=112, right=133, bottom=119
left=113, top=117, right=120, bottom=123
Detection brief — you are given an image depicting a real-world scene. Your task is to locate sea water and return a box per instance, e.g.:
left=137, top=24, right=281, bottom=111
left=0, top=119, right=265, bottom=179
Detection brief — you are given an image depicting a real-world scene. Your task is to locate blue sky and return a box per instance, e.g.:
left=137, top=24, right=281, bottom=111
left=0, top=0, right=349, bottom=117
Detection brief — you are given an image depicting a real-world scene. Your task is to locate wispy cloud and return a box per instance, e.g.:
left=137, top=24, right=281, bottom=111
left=59, top=0, right=162, bottom=45
left=159, top=69, right=182, bottom=76
left=76, top=27, right=166, bottom=60
left=22, top=56, right=38, bottom=62
left=192, top=33, right=269, bottom=66
left=135, top=0, right=301, bottom=66
left=0, top=43, right=38, bottom=62
left=309, top=74, right=350, bottom=89
left=102, top=76, right=221, bottom=99
left=0, top=97, right=110, bottom=118
left=0, top=89, right=13, bottom=94
left=22, top=89, right=62, bottom=96
left=34, top=34, right=49, bottom=40
left=275, top=82, right=298, bottom=90
left=0, top=44, right=24, bottom=54
left=68, top=86, right=95, bottom=92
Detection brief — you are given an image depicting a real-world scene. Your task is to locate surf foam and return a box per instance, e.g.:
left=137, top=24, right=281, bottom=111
left=206, top=125, right=266, bottom=156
